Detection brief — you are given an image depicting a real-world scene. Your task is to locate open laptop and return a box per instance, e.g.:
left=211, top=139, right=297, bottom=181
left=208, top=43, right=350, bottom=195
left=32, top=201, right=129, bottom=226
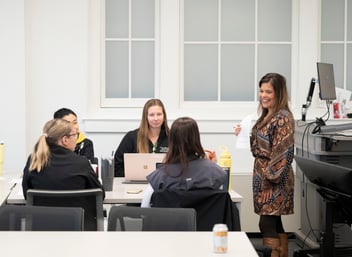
left=123, top=153, right=166, bottom=183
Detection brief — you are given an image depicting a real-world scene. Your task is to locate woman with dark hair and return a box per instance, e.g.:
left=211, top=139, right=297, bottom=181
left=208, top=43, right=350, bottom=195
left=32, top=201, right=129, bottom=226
left=141, top=117, right=226, bottom=207
left=22, top=119, right=104, bottom=199
left=114, top=99, right=170, bottom=177
left=235, top=73, right=294, bottom=257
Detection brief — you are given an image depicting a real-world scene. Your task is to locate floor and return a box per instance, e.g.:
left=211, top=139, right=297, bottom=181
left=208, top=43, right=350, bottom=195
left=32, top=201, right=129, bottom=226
left=247, top=232, right=316, bottom=257
left=248, top=232, right=352, bottom=257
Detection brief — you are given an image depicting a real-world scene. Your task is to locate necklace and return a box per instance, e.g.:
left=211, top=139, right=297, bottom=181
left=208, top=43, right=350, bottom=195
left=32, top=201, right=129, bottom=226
left=152, top=142, right=157, bottom=153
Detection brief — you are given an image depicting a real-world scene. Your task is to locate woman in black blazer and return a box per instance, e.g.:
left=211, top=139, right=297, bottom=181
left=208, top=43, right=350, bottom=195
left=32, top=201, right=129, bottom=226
left=22, top=119, right=104, bottom=199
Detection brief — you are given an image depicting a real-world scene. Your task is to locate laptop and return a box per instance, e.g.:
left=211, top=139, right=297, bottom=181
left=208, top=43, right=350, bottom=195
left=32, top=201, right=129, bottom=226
left=123, top=153, right=166, bottom=183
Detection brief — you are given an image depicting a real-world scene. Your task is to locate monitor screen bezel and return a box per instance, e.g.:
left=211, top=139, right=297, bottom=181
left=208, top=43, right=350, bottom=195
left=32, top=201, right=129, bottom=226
left=317, top=62, right=337, bottom=101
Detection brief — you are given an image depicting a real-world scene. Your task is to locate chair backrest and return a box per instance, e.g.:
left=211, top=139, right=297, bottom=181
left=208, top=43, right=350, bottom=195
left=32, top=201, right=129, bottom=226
left=107, top=206, right=197, bottom=231
left=0, top=205, right=84, bottom=231
left=26, top=188, right=104, bottom=231
left=151, top=189, right=241, bottom=231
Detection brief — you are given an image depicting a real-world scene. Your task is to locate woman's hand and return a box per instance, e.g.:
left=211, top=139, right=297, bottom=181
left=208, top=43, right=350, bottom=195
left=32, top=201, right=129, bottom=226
left=205, top=149, right=217, bottom=163
left=234, top=124, right=241, bottom=136
left=261, top=188, right=273, bottom=203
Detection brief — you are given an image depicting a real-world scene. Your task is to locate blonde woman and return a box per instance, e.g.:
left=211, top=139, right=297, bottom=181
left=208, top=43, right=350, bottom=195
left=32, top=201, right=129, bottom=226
left=22, top=119, right=104, bottom=199
left=114, top=99, right=170, bottom=177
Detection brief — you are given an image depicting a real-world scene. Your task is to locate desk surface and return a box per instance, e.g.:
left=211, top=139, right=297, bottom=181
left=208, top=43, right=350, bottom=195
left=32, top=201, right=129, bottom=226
left=0, top=231, right=258, bottom=257
left=6, top=177, right=243, bottom=205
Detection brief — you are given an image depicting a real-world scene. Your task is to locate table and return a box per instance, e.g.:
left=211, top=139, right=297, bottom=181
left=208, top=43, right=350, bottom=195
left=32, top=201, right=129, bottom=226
left=0, top=173, right=18, bottom=205
left=7, top=178, right=243, bottom=206
left=0, top=231, right=258, bottom=257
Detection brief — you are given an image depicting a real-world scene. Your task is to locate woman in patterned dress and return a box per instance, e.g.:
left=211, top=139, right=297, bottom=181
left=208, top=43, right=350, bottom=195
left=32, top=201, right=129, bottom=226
left=235, top=73, right=294, bottom=257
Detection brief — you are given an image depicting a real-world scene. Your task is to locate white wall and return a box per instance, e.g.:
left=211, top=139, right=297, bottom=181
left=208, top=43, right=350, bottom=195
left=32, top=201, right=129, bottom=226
left=0, top=0, right=26, bottom=172
left=25, top=0, right=89, bottom=154
left=0, top=0, right=327, bottom=232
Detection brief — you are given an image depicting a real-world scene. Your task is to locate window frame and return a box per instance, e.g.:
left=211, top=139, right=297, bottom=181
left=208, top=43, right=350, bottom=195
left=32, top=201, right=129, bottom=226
left=87, top=0, right=299, bottom=120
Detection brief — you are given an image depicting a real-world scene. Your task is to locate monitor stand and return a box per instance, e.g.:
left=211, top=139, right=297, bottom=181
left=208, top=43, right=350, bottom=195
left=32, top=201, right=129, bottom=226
left=294, top=188, right=352, bottom=257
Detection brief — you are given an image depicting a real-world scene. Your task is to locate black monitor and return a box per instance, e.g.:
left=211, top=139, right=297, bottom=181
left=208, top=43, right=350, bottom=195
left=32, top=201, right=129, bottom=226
left=317, top=62, right=337, bottom=101
left=295, top=155, right=352, bottom=197
left=295, top=155, right=352, bottom=257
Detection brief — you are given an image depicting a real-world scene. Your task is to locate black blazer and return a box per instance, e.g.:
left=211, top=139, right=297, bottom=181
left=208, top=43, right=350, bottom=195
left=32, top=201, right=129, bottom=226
left=22, top=144, right=104, bottom=199
left=150, top=189, right=241, bottom=231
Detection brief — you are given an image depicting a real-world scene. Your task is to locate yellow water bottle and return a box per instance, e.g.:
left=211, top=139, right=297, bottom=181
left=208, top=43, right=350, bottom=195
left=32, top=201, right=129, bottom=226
left=219, top=146, right=232, bottom=191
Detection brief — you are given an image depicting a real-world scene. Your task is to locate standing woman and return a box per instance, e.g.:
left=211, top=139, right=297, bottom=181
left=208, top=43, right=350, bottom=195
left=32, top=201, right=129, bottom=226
left=22, top=119, right=104, bottom=199
left=236, top=73, right=294, bottom=257
left=114, top=99, right=169, bottom=177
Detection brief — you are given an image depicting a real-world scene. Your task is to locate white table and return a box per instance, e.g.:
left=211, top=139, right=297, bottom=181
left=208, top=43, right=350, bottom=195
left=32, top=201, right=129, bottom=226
left=0, top=172, right=18, bottom=205
left=0, top=231, right=258, bottom=257
left=7, top=178, right=243, bottom=206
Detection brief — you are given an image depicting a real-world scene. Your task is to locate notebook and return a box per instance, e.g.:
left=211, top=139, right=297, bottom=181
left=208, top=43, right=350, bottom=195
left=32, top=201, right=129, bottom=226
left=123, top=153, right=166, bottom=183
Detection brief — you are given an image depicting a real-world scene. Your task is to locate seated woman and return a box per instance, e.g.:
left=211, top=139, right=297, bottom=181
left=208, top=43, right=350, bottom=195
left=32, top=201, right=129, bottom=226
left=22, top=118, right=104, bottom=199
left=141, top=117, right=226, bottom=207
left=114, top=99, right=169, bottom=177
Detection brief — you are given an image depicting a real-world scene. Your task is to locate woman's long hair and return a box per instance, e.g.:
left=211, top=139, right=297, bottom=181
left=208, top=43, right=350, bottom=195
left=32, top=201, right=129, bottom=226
left=29, top=119, right=72, bottom=172
left=256, top=73, right=292, bottom=126
left=165, top=117, right=205, bottom=176
left=137, top=99, right=169, bottom=153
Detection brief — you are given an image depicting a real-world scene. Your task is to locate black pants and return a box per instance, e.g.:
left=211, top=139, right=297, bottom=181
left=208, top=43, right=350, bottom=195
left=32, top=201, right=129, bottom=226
left=259, top=215, right=285, bottom=238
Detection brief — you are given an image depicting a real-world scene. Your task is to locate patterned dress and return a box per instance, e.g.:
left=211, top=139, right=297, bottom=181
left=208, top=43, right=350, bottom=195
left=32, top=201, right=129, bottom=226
left=250, top=109, right=295, bottom=215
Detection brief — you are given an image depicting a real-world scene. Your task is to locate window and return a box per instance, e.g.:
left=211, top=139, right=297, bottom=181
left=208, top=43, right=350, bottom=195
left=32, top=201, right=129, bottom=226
left=100, top=0, right=295, bottom=108
left=181, top=0, right=293, bottom=102
left=320, top=0, right=352, bottom=91
left=103, top=0, right=158, bottom=107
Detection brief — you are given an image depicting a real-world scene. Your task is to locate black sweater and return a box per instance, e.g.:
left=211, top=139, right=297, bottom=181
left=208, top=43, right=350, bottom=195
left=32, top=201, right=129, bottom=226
left=22, top=144, right=104, bottom=199
left=114, top=128, right=168, bottom=177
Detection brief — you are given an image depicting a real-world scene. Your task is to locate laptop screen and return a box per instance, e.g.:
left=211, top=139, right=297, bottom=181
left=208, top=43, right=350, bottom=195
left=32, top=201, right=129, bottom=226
left=123, top=153, right=166, bottom=182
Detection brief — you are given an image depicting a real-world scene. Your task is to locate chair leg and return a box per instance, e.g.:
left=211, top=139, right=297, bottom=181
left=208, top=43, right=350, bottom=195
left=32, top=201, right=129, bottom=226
left=278, top=233, right=288, bottom=257
left=263, top=237, right=281, bottom=257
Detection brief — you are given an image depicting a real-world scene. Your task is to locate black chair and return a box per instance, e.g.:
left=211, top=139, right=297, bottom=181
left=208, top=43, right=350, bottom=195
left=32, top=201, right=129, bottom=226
left=107, top=205, right=197, bottom=231
left=0, top=205, right=84, bottom=231
left=150, top=189, right=241, bottom=231
left=26, top=188, right=104, bottom=231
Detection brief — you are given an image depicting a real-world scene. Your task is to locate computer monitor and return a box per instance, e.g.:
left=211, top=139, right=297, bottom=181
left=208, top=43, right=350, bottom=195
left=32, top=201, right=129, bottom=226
left=295, top=155, right=352, bottom=197
left=317, top=62, right=336, bottom=101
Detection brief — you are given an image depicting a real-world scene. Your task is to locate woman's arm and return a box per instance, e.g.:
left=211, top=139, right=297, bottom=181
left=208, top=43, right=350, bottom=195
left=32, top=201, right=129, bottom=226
left=265, top=113, right=294, bottom=183
left=140, top=184, right=154, bottom=207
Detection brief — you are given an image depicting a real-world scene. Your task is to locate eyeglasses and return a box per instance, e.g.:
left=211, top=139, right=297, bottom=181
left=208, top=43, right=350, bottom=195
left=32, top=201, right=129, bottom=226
left=66, top=132, right=80, bottom=139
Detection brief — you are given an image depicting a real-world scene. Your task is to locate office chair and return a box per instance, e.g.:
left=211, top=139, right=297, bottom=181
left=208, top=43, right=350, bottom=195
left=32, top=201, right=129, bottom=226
left=151, top=189, right=241, bottom=231
left=26, top=188, right=104, bottom=231
left=107, top=206, right=197, bottom=231
left=0, top=205, right=84, bottom=231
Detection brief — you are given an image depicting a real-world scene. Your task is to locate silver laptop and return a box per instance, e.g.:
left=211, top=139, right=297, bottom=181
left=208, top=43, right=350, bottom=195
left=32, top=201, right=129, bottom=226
left=123, top=153, right=166, bottom=183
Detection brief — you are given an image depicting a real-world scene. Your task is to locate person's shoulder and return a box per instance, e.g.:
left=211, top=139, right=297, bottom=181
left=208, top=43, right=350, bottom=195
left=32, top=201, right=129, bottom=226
left=273, top=109, right=294, bottom=129
left=146, top=167, right=164, bottom=184
left=125, top=128, right=139, bottom=137
left=82, top=138, right=93, bottom=145
left=276, top=109, right=292, bottom=117
left=73, top=154, right=93, bottom=167
left=193, top=158, right=220, bottom=169
left=272, top=109, right=293, bottom=121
